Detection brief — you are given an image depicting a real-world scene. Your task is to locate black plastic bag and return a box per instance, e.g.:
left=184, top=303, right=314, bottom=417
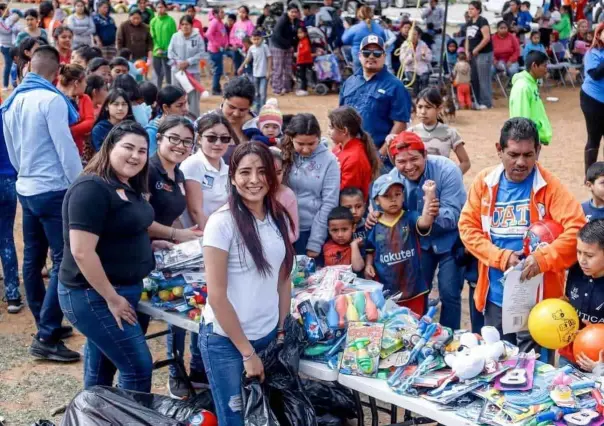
left=316, top=414, right=343, bottom=426
left=300, top=379, right=356, bottom=420
left=242, top=378, right=280, bottom=426
left=61, top=386, right=214, bottom=426
left=243, top=316, right=317, bottom=426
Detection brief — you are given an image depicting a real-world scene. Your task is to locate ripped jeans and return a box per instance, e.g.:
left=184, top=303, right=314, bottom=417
left=199, top=322, right=276, bottom=425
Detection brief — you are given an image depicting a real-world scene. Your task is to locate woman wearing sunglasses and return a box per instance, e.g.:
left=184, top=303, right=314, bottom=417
left=181, top=112, right=240, bottom=231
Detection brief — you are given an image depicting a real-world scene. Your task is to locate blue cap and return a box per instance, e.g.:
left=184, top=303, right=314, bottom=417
left=372, top=174, right=405, bottom=198
left=360, top=34, right=385, bottom=50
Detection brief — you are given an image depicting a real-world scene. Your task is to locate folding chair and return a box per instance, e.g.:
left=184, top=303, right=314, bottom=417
left=494, top=71, right=509, bottom=98
left=548, top=42, right=576, bottom=88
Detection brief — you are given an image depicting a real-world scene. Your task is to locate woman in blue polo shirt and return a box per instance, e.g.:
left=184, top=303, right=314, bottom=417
left=341, top=5, right=385, bottom=73
left=582, top=23, right=604, bottom=174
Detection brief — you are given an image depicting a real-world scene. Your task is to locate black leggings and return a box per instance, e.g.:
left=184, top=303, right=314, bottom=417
left=581, top=89, right=604, bottom=172
left=297, top=63, right=314, bottom=91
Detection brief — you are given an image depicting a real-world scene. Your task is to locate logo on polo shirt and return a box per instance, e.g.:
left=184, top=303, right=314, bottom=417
left=156, top=181, right=173, bottom=192
left=202, top=174, right=215, bottom=189
left=570, top=286, right=579, bottom=300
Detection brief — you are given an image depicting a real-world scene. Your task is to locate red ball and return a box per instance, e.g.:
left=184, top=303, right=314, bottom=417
left=523, top=219, right=564, bottom=256
left=573, top=324, right=604, bottom=362
left=198, top=410, right=217, bottom=426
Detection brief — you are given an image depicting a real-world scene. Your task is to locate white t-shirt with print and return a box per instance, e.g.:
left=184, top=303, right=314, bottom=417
left=202, top=206, right=286, bottom=340
left=180, top=150, right=229, bottom=227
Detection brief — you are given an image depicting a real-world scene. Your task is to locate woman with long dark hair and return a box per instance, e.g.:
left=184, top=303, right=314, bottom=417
left=199, top=142, right=295, bottom=425
left=66, top=0, right=95, bottom=49
left=58, top=121, right=160, bottom=391
left=91, top=88, right=135, bottom=152
left=582, top=23, right=604, bottom=174
left=281, top=113, right=340, bottom=257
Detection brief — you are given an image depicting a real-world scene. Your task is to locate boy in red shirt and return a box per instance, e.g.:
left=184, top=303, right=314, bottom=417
left=323, top=206, right=365, bottom=272
left=296, top=26, right=315, bottom=97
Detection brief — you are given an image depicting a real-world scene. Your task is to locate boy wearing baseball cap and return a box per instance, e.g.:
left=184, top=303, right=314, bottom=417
left=364, top=173, right=437, bottom=314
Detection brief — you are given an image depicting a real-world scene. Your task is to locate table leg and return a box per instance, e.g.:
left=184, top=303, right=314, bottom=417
left=390, top=404, right=397, bottom=423
left=353, top=390, right=365, bottom=426
left=368, top=397, right=379, bottom=426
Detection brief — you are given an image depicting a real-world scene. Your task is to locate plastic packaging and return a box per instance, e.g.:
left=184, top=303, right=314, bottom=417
left=61, top=386, right=214, bottom=426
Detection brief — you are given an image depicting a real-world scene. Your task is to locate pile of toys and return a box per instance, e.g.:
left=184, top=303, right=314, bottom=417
left=291, top=264, right=604, bottom=425
left=143, top=239, right=207, bottom=322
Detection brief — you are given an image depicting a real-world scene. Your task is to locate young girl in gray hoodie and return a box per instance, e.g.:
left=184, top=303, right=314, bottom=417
left=282, top=113, right=341, bottom=258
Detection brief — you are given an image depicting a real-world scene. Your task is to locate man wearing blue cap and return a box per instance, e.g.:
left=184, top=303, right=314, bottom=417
left=339, top=34, right=411, bottom=173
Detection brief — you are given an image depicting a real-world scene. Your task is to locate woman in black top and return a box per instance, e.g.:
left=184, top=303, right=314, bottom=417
left=465, top=0, right=494, bottom=109
left=58, top=121, right=168, bottom=392
left=146, top=116, right=206, bottom=399
left=270, top=4, right=301, bottom=95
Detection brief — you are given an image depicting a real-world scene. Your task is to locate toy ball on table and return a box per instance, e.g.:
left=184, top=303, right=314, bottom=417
left=523, top=219, right=564, bottom=256
left=573, top=324, right=604, bottom=362
left=528, top=299, right=579, bottom=349
left=134, top=59, right=149, bottom=75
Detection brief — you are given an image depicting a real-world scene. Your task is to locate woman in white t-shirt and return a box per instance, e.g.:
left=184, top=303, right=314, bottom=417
left=199, top=142, right=295, bottom=425
left=180, top=113, right=239, bottom=230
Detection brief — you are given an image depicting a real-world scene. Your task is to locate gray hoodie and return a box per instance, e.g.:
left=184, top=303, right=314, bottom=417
left=168, top=29, right=205, bottom=75
left=0, top=15, right=20, bottom=47
left=286, top=143, right=340, bottom=253
left=67, top=14, right=95, bottom=49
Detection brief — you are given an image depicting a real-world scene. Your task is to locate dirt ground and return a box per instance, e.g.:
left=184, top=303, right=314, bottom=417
left=0, top=8, right=593, bottom=425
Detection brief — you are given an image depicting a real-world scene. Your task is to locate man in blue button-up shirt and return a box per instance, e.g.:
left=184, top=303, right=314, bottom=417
left=339, top=34, right=411, bottom=171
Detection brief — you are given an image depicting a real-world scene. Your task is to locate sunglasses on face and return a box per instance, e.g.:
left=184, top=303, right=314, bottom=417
left=361, top=49, right=384, bottom=58
left=202, top=134, right=232, bottom=144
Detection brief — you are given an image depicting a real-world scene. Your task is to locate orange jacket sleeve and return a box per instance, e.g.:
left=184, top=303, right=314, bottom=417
left=532, top=174, right=586, bottom=274
left=459, top=171, right=513, bottom=272
left=71, top=95, right=95, bottom=141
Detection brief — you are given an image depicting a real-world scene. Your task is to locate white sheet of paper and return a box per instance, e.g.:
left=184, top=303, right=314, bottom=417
left=501, top=263, right=543, bottom=335
left=174, top=70, right=194, bottom=94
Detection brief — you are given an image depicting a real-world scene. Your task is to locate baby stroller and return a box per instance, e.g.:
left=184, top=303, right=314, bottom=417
left=302, top=27, right=343, bottom=95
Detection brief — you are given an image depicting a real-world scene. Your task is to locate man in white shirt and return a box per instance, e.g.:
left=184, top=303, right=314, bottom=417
left=2, top=45, right=82, bottom=362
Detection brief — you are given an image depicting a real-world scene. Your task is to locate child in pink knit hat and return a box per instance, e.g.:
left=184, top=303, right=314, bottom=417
left=254, top=99, right=283, bottom=146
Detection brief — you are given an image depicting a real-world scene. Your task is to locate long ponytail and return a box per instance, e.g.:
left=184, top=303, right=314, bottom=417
left=328, top=106, right=381, bottom=180
left=357, top=5, right=373, bottom=30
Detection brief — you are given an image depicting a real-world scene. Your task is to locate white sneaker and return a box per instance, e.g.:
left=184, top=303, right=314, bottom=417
left=296, top=90, right=309, bottom=96
left=201, top=90, right=210, bottom=98
left=477, top=104, right=489, bottom=110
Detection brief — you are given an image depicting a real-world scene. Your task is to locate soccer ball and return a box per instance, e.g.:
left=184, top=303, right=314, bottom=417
left=523, top=220, right=564, bottom=256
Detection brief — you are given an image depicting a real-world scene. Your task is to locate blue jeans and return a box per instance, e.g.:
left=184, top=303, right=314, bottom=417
left=467, top=283, right=484, bottom=334
left=253, top=76, right=267, bottom=114
left=199, top=323, right=276, bottom=426
left=492, top=60, right=520, bottom=78
left=18, top=190, right=66, bottom=342
left=225, top=49, right=243, bottom=71
left=421, top=249, right=463, bottom=330
left=58, top=282, right=153, bottom=392
left=167, top=325, right=203, bottom=378
left=210, top=51, right=224, bottom=94
left=0, top=175, right=20, bottom=301
left=1, top=46, right=12, bottom=89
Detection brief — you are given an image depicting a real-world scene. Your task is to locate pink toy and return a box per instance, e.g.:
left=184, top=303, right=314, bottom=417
left=365, top=291, right=379, bottom=322
left=335, top=295, right=348, bottom=328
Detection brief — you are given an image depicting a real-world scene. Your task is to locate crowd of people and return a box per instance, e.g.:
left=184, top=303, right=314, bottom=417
left=0, top=0, right=604, bottom=424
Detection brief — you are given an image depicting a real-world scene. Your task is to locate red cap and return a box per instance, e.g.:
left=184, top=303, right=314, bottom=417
left=388, top=132, right=425, bottom=157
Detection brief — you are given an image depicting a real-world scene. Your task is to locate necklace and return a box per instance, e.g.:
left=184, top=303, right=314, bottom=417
left=422, top=122, right=439, bottom=133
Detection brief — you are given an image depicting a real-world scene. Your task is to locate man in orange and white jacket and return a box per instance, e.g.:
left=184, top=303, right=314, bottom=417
left=459, top=118, right=585, bottom=351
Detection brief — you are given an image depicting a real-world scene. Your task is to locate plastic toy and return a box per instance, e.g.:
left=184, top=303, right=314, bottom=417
left=134, top=59, right=149, bottom=76
left=563, top=409, right=600, bottom=425
left=353, top=292, right=366, bottom=320
left=370, top=289, right=385, bottom=310
left=523, top=219, right=564, bottom=256
left=348, top=337, right=374, bottom=375
left=388, top=323, right=438, bottom=387
left=187, top=409, right=217, bottom=426
left=364, top=291, right=379, bottom=321
left=528, top=299, right=579, bottom=349
left=573, top=324, right=604, bottom=362
left=335, top=295, right=347, bottom=328
left=326, top=300, right=339, bottom=329
left=345, top=295, right=359, bottom=321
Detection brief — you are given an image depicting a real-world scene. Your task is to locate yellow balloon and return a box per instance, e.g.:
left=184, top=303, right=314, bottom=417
left=528, top=299, right=579, bottom=349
